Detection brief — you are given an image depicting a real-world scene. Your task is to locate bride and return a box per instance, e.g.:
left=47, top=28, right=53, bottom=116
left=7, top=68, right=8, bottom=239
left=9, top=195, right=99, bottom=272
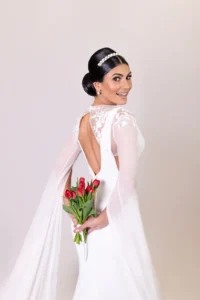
left=0, top=47, right=166, bottom=299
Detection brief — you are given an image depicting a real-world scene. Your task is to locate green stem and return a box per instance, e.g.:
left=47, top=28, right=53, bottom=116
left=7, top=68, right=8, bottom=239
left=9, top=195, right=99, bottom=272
left=83, top=228, right=88, bottom=243
left=70, top=204, right=80, bottom=223
left=74, top=232, right=82, bottom=244
left=80, top=196, right=85, bottom=205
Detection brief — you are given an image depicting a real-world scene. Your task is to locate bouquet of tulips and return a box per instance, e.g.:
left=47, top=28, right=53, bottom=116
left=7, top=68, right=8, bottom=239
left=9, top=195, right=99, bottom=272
left=62, top=177, right=100, bottom=245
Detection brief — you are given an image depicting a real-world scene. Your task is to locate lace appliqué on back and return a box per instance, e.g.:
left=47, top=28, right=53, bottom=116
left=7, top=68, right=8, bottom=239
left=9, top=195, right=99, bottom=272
left=73, top=106, right=138, bottom=156
left=89, top=106, right=137, bottom=144
left=89, top=106, right=110, bottom=144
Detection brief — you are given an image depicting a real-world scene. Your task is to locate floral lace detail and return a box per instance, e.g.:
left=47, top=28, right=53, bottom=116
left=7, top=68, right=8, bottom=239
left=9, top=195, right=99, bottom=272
left=73, top=104, right=144, bottom=159
left=112, top=108, right=137, bottom=129
left=89, top=105, right=116, bottom=143
left=73, top=105, right=137, bottom=144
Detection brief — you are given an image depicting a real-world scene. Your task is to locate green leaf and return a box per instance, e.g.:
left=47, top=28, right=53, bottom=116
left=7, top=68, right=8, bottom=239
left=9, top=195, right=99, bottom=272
left=62, top=204, right=74, bottom=215
left=88, top=208, right=97, bottom=217
left=89, top=192, right=93, bottom=201
left=71, top=200, right=79, bottom=210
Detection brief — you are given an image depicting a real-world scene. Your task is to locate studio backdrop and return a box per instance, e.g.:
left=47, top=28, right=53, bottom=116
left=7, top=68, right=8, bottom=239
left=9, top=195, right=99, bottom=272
left=0, top=1, right=199, bottom=300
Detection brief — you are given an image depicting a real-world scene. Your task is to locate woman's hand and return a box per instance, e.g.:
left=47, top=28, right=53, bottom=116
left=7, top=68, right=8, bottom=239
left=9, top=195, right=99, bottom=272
left=69, top=214, right=78, bottom=227
left=73, top=208, right=109, bottom=234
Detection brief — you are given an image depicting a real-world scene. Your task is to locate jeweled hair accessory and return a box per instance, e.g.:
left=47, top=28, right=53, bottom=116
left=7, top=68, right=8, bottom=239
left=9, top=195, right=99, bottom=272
left=97, top=52, right=119, bottom=67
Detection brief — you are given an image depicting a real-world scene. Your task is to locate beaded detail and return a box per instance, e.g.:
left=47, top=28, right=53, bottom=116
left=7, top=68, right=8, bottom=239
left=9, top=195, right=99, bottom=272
left=97, top=52, right=119, bottom=67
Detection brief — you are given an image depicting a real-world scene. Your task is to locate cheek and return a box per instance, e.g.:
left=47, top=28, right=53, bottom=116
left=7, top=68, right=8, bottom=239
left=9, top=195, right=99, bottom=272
left=104, top=81, right=119, bottom=94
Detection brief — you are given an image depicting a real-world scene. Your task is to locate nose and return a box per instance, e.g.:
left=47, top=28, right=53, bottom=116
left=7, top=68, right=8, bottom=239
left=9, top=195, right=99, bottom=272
left=121, top=78, right=132, bottom=90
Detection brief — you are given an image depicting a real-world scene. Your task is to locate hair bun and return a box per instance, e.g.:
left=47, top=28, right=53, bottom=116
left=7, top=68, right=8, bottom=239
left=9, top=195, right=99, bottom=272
left=82, top=72, right=97, bottom=96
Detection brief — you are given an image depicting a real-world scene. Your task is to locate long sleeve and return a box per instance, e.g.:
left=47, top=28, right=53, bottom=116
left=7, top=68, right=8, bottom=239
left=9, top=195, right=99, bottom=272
left=55, top=127, right=81, bottom=184
left=112, top=110, right=138, bottom=203
left=0, top=127, right=81, bottom=300
left=106, top=111, right=165, bottom=300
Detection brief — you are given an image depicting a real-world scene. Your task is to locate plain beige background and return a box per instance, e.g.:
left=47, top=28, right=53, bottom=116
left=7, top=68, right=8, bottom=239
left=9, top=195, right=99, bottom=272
left=0, top=1, right=199, bottom=299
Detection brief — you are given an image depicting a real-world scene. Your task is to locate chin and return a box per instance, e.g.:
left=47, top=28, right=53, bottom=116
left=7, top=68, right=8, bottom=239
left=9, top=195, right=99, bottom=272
left=119, top=99, right=127, bottom=105
left=111, top=98, right=127, bottom=106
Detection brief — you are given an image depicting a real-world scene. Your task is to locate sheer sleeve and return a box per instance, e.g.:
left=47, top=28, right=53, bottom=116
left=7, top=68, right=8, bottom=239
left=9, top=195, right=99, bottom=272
left=112, top=110, right=138, bottom=201
left=0, top=126, right=81, bottom=300
left=55, top=127, right=81, bottom=183
left=106, top=110, right=165, bottom=300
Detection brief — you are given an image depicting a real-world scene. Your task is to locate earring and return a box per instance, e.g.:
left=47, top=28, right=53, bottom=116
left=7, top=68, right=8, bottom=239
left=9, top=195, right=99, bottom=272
left=97, top=90, right=101, bottom=96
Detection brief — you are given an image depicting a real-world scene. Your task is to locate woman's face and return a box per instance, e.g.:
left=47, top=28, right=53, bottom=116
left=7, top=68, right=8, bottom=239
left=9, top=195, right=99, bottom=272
left=94, top=64, right=132, bottom=105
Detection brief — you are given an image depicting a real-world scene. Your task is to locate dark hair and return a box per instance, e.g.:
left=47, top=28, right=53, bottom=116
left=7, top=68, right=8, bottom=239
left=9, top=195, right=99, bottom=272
left=82, top=47, right=129, bottom=96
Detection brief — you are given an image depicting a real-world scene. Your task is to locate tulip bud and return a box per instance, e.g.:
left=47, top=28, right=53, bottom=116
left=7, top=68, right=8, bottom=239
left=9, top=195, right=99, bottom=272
left=64, top=189, right=72, bottom=199
left=92, top=179, right=100, bottom=188
left=86, top=185, right=93, bottom=194
left=71, top=190, right=76, bottom=199
left=77, top=186, right=84, bottom=197
left=79, top=181, right=85, bottom=189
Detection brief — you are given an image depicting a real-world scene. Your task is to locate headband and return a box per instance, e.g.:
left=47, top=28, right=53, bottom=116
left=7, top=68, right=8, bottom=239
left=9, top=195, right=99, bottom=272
left=97, top=52, right=119, bottom=67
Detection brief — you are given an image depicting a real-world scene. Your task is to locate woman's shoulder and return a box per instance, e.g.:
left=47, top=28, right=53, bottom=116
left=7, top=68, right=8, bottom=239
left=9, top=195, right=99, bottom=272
left=113, top=106, right=137, bottom=128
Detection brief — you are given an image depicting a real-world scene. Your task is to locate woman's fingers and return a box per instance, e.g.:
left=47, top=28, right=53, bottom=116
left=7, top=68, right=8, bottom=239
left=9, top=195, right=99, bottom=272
left=72, top=218, right=78, bottom=227
left=68, top=214, right=78, bottom=227
left=88, top=227, right=97, bottom=234
left=74, top=217, right=96, bottom=233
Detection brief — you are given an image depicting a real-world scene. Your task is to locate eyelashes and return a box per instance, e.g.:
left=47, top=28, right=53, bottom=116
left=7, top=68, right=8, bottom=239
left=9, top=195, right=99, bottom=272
left=113, top=75, right=132, bottom=82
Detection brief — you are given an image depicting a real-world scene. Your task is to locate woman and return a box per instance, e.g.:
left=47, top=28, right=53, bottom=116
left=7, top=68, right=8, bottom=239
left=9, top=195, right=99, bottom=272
left=0, top=47, right=165, bottom=299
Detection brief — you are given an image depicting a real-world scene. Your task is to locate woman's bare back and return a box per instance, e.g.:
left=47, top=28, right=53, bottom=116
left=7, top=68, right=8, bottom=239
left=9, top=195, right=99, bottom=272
left=78, top=112, right=119, bottom=176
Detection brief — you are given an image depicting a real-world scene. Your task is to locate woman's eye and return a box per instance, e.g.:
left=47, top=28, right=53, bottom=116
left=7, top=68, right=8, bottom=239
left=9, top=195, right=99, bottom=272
left=113, top=75, right=132, bottom=81
left=113, top=77, right=121, bottom=81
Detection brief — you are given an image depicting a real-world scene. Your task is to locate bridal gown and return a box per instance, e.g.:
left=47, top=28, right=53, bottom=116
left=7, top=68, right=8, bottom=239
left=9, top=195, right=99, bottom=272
left=71, top=104, right=165, bottom=300
left=0, top=104, right=165, bottom=300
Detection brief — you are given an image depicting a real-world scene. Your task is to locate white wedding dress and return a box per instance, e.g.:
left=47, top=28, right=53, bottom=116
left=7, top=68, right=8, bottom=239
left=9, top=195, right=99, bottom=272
left=0, top=104, right=166, bottom=300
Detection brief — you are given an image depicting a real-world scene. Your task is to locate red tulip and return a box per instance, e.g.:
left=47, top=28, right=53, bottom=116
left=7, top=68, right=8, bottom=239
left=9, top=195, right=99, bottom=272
left=86, top=185, right=94, bottom=194
left=77, top=186, right=84, bottom=197
left=79, top=177, right=85, bottom=183
left=64, top=189, right=72, bottom=199
left=79, top=181, right=85, bottom=189
left=92, top=179, right=100, bottom=188
left=71, top=190, right=76, bottom=199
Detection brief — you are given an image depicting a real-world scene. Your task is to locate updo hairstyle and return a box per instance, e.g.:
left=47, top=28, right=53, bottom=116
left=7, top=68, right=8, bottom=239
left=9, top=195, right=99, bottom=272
left=82, top=47, right=128, bottom=96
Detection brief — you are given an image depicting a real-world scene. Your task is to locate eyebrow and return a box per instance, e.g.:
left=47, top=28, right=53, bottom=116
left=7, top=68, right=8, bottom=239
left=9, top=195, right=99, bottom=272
left=112, top=72, right=132, bottom=77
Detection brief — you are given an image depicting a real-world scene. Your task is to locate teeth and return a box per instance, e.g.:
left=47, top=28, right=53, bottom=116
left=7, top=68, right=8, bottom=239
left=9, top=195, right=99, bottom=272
left=117, top=93, right=128, bottom=96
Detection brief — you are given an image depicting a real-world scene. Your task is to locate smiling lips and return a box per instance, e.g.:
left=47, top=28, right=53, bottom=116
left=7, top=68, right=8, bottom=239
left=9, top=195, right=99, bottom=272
left=116, top=92, right=128, bottom=97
